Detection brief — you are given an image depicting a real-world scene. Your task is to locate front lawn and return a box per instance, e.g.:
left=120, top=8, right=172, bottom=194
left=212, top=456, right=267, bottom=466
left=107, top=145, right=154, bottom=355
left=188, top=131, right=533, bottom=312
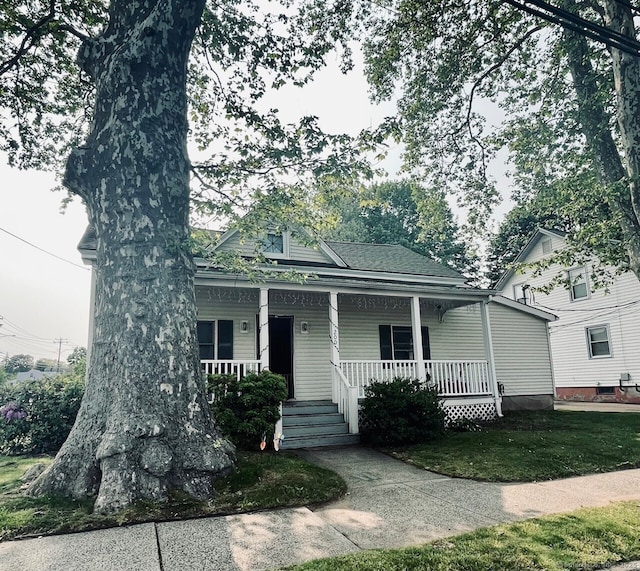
left=284, top=501, right=640, bottom=571
left=392, top=410, right=640, bottom=481
left=0, top=451, right=346, bottom=541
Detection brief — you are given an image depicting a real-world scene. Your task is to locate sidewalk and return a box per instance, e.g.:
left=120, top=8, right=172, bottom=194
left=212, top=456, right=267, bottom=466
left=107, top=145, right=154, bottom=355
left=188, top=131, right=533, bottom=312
left=0, top=447, right=638, bottom=570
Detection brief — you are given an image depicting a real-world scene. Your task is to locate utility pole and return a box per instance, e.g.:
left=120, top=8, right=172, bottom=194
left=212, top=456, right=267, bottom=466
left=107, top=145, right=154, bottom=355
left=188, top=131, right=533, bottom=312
left=53, top=338, right=68, bottom=372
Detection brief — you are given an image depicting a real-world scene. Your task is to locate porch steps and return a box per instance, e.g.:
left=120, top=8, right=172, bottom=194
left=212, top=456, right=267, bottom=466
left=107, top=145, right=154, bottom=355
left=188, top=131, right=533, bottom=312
left=280, top=400, right=359, bottom=449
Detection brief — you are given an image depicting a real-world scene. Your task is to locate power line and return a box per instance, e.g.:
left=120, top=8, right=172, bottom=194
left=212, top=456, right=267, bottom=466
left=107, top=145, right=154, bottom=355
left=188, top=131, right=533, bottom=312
left=0, top=226, right=89, bottom=271
left=503, top=0, right=640, bottom=56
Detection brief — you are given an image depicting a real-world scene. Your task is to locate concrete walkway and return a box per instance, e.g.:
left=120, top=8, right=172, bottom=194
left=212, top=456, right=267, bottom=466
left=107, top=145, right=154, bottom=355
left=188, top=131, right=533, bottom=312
left=0, top=447, right=638, bottom=571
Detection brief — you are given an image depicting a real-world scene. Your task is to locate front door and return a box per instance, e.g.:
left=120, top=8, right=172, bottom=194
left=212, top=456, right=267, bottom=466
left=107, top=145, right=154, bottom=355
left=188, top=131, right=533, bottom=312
left=268, top=316, right=294, bottom=399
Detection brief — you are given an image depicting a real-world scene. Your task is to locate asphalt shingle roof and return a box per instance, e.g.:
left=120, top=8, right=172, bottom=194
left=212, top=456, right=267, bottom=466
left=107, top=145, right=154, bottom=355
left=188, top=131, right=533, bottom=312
left=325, top=241, right=463, bottom=279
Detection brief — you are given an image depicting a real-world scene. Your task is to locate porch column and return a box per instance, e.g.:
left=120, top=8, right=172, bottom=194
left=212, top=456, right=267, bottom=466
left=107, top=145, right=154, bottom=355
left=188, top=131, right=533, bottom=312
left=329, top=291, right=340, bottom=401
left=480, top=300, right=502, bottom=416
left=411, top=296, right=426, bottom=382
left=259, top=288, right=270, bottom=371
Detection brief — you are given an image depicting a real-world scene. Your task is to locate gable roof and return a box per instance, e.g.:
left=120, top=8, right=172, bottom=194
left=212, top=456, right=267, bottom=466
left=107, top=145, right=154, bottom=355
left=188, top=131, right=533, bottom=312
left=494, top=228, right=566, bottom=291
left=325, top=241, right=463, bottom=280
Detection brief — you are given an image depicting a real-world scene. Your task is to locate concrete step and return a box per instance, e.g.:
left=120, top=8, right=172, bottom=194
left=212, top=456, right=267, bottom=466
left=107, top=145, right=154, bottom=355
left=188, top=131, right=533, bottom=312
left=280, top=433, right=360, bottom=450
left=284, top=422, right=349, bottom=438
left=282, top=413, right=345, bottom=427
left=282, top=402, right=338, bottom=416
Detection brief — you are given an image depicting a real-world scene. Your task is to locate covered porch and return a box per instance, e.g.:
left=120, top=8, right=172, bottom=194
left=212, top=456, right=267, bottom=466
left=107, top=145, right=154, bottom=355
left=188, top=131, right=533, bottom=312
left=197, top=284, right=502, bottom=437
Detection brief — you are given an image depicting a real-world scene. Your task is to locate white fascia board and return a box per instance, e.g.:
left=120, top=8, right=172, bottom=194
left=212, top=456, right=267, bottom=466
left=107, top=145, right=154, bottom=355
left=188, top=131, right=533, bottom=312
left=489, top=294, right=558, bottom=322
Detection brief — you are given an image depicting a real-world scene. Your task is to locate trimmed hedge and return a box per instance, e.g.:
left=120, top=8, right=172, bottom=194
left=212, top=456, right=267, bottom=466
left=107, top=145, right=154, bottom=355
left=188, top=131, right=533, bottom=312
left=208, top=370, right=288, bottom=450
left=360, top=377, right=446, bottom=446
left=0, top=375, right=84, bottom=455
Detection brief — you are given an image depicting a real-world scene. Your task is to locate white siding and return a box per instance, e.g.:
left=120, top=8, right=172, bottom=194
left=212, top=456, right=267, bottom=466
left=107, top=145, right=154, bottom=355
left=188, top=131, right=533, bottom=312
left=489, top=302, right=554, bottom=397
left=195, top=286, right=258, bottom=361
left=498, top=234, right=640, bottom=389
left=217, top=231, right=333, bottom=264
left=269, top=292, right=332, bottom=401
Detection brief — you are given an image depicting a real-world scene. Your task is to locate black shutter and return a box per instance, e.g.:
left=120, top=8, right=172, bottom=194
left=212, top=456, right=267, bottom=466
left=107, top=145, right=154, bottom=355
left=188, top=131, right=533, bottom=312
left=379, top=325, right=392, bottom=360
left=197, top=321, right=214, bottom=360
left=421, top=326, right=431, bottom=360
left=217, top=320, right=234, bottom=359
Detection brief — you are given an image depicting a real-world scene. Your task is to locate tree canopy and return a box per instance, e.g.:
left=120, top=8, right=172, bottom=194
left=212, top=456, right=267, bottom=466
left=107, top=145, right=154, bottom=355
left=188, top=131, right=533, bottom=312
left=323, top=0, right=640, bottom=279
left=317, top=179, right=477, bottom=277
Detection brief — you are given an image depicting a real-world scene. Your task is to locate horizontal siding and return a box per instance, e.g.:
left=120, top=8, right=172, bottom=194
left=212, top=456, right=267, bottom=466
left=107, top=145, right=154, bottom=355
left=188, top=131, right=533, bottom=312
left=430, top=304, right=485, bottom=360
left=489, top=303, right=553, bottom=397
left=498, top=237, right=640, bottom=389
left=270, top=293, right=332, bottom=401
left=195, top=286, right=258, bottom=361
left=217, top=232, right=333, bottom=264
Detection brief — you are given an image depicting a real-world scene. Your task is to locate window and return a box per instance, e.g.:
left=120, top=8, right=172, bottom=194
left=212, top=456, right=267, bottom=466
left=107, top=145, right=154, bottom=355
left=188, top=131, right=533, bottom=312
left=263, top=233, right=284, bottom=254
left=513, top=283, right=529, bottom=304
left=379, top=325, right=431, bottom=361
left=261, top=231, right=289, bottom=258
left=197, top=320, right=234, bottom=360
left=541, top=238, right=552, bottom=254
left=568, top=267, right=589, bottom=301
left=586, top=325, right=612, bottom=359
left=596, top=386, right=615, bottom=395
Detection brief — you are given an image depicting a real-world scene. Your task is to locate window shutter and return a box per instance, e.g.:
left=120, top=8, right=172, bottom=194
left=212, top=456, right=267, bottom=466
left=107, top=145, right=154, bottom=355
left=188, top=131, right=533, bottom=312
left=379, top=325, right=392, bottom=360
left=197, top=321, right=215, bottom=360
left=217, top=320, right=234, bottom=359
left=421, top=326, right=431, bottom=360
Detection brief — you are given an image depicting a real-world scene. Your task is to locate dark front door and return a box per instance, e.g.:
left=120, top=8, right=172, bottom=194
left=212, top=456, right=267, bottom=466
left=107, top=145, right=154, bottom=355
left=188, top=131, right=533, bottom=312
left=269, top=316, right=294, bottom=399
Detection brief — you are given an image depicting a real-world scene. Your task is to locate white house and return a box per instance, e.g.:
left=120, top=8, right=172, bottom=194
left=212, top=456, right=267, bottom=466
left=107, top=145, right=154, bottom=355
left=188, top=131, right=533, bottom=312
left=496, top=228, right=640, bottom=404
left=79, top=225, right=557, bottom=448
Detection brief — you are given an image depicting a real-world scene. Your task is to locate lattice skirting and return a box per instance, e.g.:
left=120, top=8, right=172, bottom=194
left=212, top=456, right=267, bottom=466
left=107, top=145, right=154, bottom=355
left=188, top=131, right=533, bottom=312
left=442, top=399, right=497, bottom=424
left=358, top=397, right=498, bottom=431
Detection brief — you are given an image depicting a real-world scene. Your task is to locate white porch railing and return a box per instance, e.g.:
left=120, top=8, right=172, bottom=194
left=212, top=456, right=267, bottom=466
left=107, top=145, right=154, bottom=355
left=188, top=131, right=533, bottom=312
left=332, top=365, right=359, bottom=434
left=340, top=360, right=491, bottom=399
left=201, top=360, right=262, bottom=380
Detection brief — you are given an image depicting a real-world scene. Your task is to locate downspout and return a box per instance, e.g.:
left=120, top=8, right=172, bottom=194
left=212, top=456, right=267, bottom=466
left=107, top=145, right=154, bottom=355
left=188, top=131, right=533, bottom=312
left=482, top=297, right=503, bottom=417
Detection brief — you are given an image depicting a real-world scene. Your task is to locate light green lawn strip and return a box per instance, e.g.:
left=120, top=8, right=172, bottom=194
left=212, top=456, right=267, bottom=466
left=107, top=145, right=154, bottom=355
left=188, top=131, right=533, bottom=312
left=284, top=501, right=640, bottom=571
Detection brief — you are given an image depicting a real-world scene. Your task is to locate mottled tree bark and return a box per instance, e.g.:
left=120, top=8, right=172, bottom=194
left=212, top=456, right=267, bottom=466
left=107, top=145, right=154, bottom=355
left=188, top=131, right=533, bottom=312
left=27, top=0, right=235, bottom=513
left=560, top=0, right=640, bottom=278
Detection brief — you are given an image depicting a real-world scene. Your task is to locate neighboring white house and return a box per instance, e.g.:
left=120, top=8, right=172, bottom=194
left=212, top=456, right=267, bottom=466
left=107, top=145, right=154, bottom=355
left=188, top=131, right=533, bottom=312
left=79, top=225, right=557, bottom=447
left=496, top=228, right=640, bottom=404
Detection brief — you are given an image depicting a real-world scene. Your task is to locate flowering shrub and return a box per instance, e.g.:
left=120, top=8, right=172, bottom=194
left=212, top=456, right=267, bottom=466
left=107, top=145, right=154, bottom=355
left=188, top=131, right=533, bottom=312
left=0, top=375, right=84, bottom=455
left=0, top=402, right=27, bottom=421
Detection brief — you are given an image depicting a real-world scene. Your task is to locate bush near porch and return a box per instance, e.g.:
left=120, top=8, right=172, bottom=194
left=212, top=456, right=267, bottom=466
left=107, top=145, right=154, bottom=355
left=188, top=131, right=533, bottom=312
left=208, top=370, right=287, bottom=450
left=360, top=378, right=446, bottom=446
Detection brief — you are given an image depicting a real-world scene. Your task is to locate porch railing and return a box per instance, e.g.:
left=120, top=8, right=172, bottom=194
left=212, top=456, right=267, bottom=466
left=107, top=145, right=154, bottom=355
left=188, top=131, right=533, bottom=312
left=332, top=364, right=359, bottom=434
left=200, top=360, right=262, bottom=380
left=339, top=360, right=491, bottom=399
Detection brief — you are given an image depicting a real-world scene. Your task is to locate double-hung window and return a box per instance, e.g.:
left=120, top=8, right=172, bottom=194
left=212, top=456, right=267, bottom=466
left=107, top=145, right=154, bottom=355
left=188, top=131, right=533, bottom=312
left=197, top=320, right=234, bottom=360
left=379, top=325, right=431, bottom=361
left=568, top=267, right=589, bottom=301
left=586, top=325, right=612, bottom=359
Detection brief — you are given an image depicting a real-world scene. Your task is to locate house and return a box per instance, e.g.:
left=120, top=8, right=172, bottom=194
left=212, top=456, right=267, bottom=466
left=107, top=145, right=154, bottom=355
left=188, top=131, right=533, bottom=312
left=13, top=369, right=59, bottom=383
left=79, top=225, right=556, bottom=448
left=495, top=228, right=640, bottom=404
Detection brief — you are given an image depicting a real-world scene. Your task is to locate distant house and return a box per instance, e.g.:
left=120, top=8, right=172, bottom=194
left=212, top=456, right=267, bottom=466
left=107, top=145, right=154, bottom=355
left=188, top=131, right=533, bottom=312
left=496, top=228, right=640, bottom=404
left=79, top=224, right=556, bottom=448
left=13, top=369, right=59, bottom=382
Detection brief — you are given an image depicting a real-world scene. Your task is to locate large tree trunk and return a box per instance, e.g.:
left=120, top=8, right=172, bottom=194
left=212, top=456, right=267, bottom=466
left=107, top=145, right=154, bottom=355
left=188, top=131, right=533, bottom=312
left=560, top=0, right=640, bottom=277
left=28, top=0, right=235, bottom=513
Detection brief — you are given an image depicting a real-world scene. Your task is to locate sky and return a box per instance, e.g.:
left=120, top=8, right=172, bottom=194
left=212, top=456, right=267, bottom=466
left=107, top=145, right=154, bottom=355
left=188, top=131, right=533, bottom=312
left=0, top=50, right=512, bottom=364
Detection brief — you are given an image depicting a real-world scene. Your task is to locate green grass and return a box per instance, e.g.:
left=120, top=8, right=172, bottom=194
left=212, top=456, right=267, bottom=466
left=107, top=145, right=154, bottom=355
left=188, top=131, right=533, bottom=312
left=391, top=410, right=640, bottom=482
left=284, top=501, right=640, bottom=571
left=0, top=451, right=346, bottom=541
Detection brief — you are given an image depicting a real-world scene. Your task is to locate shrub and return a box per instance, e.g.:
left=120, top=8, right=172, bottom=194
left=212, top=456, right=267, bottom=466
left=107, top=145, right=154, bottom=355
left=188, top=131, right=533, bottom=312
left=208, top=370, right=288, bottom=450
left=0, top=374, right=84, bottom=455
left=360, top=377, right=446, bottom=446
